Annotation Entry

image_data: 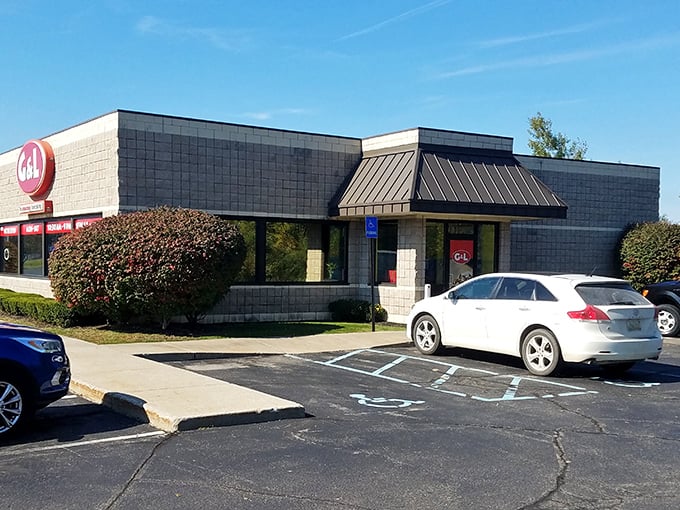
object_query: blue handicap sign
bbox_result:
[365,216,378,238]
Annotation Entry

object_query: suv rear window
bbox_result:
[575,283,648,306]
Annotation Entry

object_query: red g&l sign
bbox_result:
[450,240,474,264]
[16,139,55,198]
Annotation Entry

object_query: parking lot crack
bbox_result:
[548,399,605,433]
[519,430,569,509]
[101,432,175,510]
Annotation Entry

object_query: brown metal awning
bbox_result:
[330,146,567,219]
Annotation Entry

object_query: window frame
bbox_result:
[376,220,398,285]
[223,216,349,285]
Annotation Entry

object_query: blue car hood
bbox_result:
[0,322,63,342]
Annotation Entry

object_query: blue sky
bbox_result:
[2,1,679,221]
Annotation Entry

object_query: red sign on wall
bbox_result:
[21,223,43,236]
[16,139,55,198]
[75,217,102,229]
[0,225,19,237]
[450,240,474,264]
[46,220,72,234]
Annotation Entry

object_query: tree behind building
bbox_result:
[528,112,588,160]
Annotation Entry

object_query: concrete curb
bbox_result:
[63,336,309,432]
[69,376,307,433]
[69,374,307,433]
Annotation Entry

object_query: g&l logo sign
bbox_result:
[452,250,471,264]
[450,239,474,265]
[16,139,55,198]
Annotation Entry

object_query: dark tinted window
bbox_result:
[575,283,647,306]
[535,282,558,301]
[496,278,532,300]
[495,278,557,301]
[454,277,500,299]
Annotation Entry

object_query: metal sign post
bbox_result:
[365,216,378,332]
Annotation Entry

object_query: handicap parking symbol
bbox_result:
[350,393,425,408]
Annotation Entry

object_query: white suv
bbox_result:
[407,273,663,376]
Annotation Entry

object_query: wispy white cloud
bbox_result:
[437,33,680,79]
[478,20,612,48]
[136,16,252,51]
[239,108,312,121]
[336,0,451,41]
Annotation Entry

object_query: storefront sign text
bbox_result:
[75,217,102,229]
[21,223,43,235]
[0,225,18,237]
[46,220,72,234]
[19,200,53,215]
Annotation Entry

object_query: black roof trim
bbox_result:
[409,200,567,219]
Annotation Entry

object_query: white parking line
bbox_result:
[287,349,603,402]
[501,376,522,400]
[430,365,461,391]
[426,385,467,398]
[324,350,366,365]
[1,431,166,456]
[287,353,414,384]
[373,355,408,375]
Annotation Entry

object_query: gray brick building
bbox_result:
[0,110,659,324]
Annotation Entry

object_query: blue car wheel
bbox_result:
[0,375,30,437]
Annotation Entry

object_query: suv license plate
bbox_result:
[627,319,641,331]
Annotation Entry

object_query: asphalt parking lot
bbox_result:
[4,341,680,509]
[169,343,680,509]
[0,394,167,510]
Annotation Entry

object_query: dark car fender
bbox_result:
[645,288,680,307]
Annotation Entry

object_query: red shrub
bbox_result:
[620,220,680,289]
[48,207,246,327]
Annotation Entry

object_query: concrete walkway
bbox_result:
[64,331,408,433]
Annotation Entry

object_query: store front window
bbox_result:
[266,221,309,282]
[0,225,19,274]
[20,223,43,276]
[264,221,348,283]
[425,223,445,289]
[46,220,73,275]
[325,224,346,281]
[0,216,101,278]
[226,218,348,284]
[426,221,497,295]
[376,221,397,284]
[233,220,257,282]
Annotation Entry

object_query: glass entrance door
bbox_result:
[447,223,475,288]
[425,221,497,295]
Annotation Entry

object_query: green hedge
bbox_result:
[0,289,79,327]
[328,299,388,323]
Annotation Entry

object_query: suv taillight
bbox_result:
[567,305,610,321]
[642,289,649,297]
